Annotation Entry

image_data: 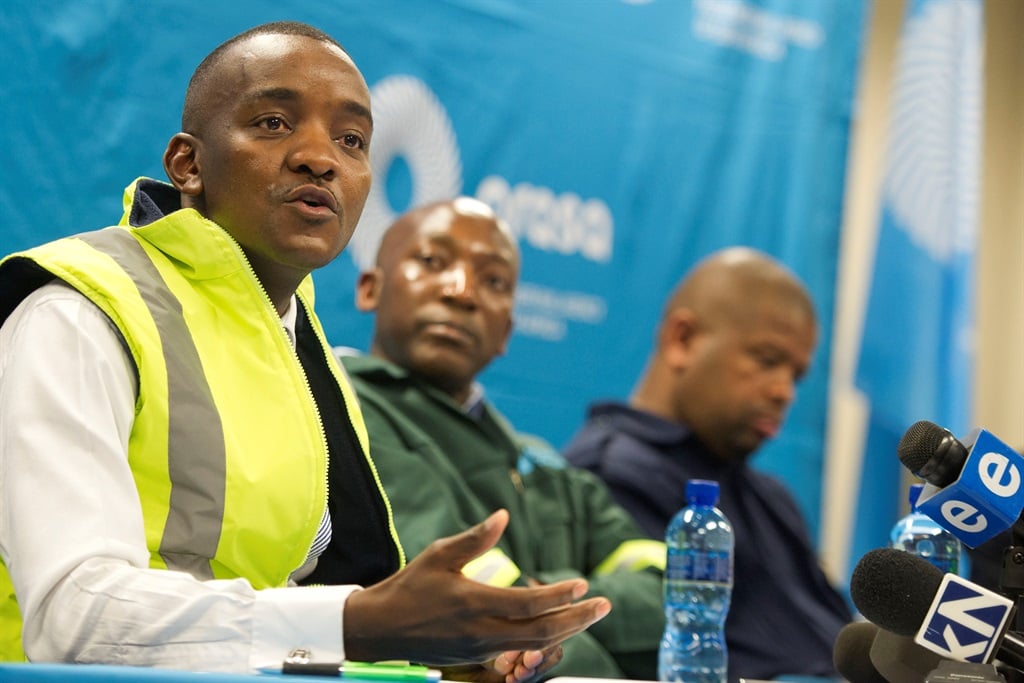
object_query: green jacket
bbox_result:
[340,354,665,679]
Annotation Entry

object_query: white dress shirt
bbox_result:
[0,281,357,672]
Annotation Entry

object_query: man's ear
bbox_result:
[661,308,699,370]
[163,133,203,197]
[355,268,382,312]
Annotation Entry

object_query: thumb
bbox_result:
[429,509,509,572]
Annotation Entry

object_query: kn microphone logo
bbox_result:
[915,574,1014,663]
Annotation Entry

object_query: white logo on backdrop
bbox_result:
[348,76,463,271]
[475,176,614,264]
[882,0,981,263]
[351,76,613,340]
[692,0,824,62]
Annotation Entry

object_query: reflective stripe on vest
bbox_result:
[78,229,225,580]
[462,548,522,587]
[593,539,667,575]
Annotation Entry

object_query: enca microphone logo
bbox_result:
[915,574,1013,663]
[917,429,1024,547]
[939,450,1020,533]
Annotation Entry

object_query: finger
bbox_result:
[505,656,536,683]
[491,651,520,675]
[486,597,612,655]
[506,647,561,683]
[508,662,536,683]
[421,509,510,572]
[520,650,546,669]
[478,577,589,621]
[497,650,541,680]
[529,597,611,643]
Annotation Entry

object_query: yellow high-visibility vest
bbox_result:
[0,181,403,660]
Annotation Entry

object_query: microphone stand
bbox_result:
[999,521,1024,631]
[998,521,1024,683]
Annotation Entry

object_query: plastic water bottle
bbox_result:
[890,483,961,574]
[659,479,734,683]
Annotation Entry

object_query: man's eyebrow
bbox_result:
[427,234,514,266]
[242,88,372,128]
[342,100,373,130]
[245,87,300,104]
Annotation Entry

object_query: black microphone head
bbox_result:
[834,621,888,683]
[897,420,968,487]
[850,547,944,636]
[898,421,949,473]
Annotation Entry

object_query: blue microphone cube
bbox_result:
[917,429,1024,548]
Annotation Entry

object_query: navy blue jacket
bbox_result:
[564,401,852,683]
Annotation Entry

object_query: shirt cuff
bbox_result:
[250,584,361,672]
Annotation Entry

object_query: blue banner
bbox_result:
[1,0,867,541]
[852,0,983,564]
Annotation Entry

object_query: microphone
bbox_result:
[850,547,1024,671]
[870,627,946,683]
[899,421,970,487]
[897,421,1024,548]
[835,619,984,683]
[834,621,888,683]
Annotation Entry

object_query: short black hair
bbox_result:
[181,21,349,134]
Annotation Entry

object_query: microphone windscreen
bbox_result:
[870,627,945,683]
[850,548,944,636]
[897,420,947,473]
[834,621,888,683]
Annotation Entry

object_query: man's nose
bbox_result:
[439,264,477,307]
[288,125,340,180]
[768,369,797,406]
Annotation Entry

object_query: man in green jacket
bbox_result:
[324,197,665,679]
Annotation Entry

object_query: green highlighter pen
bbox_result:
[281,659,442,681]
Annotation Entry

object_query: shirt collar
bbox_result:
[463,381,487,419]
[280,295,298,347]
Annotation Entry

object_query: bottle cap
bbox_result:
[908,483,924,510]
[686,479,719,506]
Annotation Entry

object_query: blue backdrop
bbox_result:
[852,0,982,572]
[0,0,867,546]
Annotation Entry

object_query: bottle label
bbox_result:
[666,548,731,583]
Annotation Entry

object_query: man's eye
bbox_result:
[485,276,512,293]
[341,133,365,149]
[753,350,783,368]
[260,116,288,131]
[417,254,442,269]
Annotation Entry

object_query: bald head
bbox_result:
[633,247,817,462]
[182,21,350,136]
[664,247,816,331]
[375,197,518,269]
